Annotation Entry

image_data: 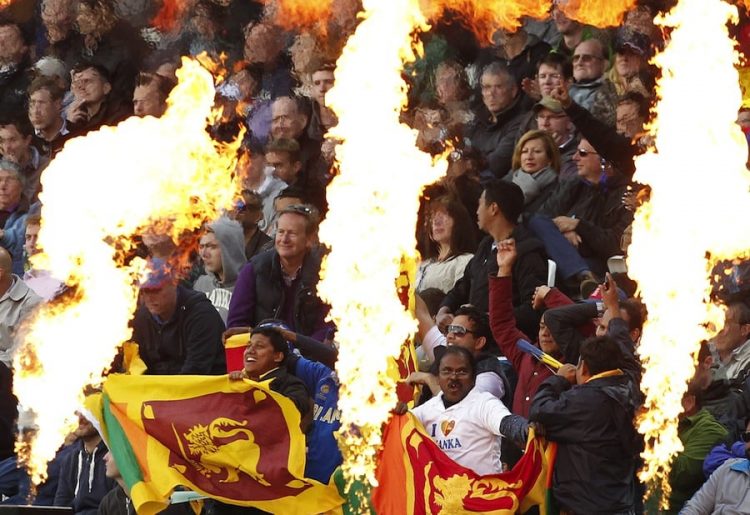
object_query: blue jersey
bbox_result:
[294,357,342,483]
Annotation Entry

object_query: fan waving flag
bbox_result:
[88,374,343,515]
[373,413,556,514]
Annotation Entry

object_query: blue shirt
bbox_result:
[295,357,342,483]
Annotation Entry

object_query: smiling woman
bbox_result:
[508,130,560,212]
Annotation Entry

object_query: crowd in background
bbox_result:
[0,0,749,513]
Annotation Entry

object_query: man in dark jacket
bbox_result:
[131,258,226,375]
[0,21,31,115]
[530,276,640,514]
[437,180,547,338]
[465,62,528,179]
[226,205,330,341]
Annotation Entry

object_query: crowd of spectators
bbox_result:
[0,0,750,513]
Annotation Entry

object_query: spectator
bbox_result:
[550,6,603,58]
[409,346,526,475]
[22,214,64,300]
[465,62,527,179]
[436,180,547,338]
[569,38,618,125]
[532,97,578,180]
[39,0,82,70]
[416,195,476,295]
[681,424,750,514]
[474,27,551,86]
[28,76,69,157]
[193,217,247,324]
[0,160,37,275]
[267,187,307,237]
[711,301,750,382]
[529,138,632,290]
[270,96,326,184]
[226,205,330,341]
[529,334,639,514]
[230,190,272,260]
[607,28,653,98]
[66,63,130,136]
[520,48,574,104]
[616,92,649,139]
[702,419,750,478]
[132,72,171,118]
[0,116,49,202]
[0,21,31,114]
[307,61,337,142]
[54,414,115,515]
[507,129,559,212]
[131,258,226,375]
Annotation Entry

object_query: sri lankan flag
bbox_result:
[372,413,556,514]
[88,374,343,515]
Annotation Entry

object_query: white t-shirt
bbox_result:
[411,387,510,475]
[421,326,506,400]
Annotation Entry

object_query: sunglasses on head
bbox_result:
[446,325,476,336]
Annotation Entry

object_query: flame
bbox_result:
[557,0,637,28]
[317,0,446,490]
[151,0,188,32]
[628,0,750,506]
[262,0,335,31]
[14,58,241,484]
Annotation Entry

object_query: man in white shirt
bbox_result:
[410,346,526,475]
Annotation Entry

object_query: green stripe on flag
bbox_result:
[102,393,144,490]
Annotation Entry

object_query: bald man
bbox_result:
[0,246,41,460]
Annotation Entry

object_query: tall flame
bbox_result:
[318,0,446,489]
[628,0,750,505]
[14,58,241,484]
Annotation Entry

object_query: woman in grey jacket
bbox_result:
[506,130,559,215]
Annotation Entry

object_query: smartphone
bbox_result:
[607,255,628,274]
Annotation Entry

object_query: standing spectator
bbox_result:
[465,62,527,179]
[0,160,37,275]
[0,116,49,201]
[507,129,559,213]
[28,76,69,157]
[416,195,476,295]
[226,205,330,341]
[193,217,247,324]
[0,21,31,114]
[436,181,547,338]
[131,258,226,375]
[54,414,115,515]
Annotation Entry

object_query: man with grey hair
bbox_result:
[465,62,527,179]
[569,39,618,125]
[0,160,36,275]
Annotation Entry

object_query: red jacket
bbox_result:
[488,276,568,417]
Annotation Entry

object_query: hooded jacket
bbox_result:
[193,217,247,323]
[53,439,115,515]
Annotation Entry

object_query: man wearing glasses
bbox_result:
[410,346,526,475]
[569,39,618,125]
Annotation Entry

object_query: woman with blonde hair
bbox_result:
[508,130,560,213]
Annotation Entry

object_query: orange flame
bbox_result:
[262,0,335,32]
[318,0,447,489]
[14,58,242,485]
[151,0,189,32]
[557,0,637,28]
[628,0,750,507]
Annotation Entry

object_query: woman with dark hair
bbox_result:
[416,195,476,294]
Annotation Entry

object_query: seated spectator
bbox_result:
[489,238,571,417]
[703,419,750,478]
[569,38,618,126]
[193,217,247,324]
[412,300,514,407]
[681,424,750,514]
[464,62,527,179]
[131,258,226,375]
[520,52,574,104]
[266,186,306,237]
[474,27,551,86]
[409,346,526,475]
[529,334,639,514]
[616,91,649,140]
[436,181,547,338]
[0,21,31,114]
[230,190,272,260]
[532,97,578,180]
[226,205,330,341]
[0,116,48,202]
[416,195,475,295]
[270,96,325,180]
[264,138,325,212]
[39,0,83,69]
[529,138,632,290]
[23,214,64,300]
[28,76,69,157]
[507,130,559,212]
[549,5,604,58]
[711,301,750,382]
[132,72,171,118]
[66,63,130,136]
[54,414,115,515]
[307,61,337,142]
[0,160,38,275]
[607,28,653,98]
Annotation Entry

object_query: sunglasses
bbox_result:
[446,325,476,336]
[742,431,750,442]
[575,148,599,158]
